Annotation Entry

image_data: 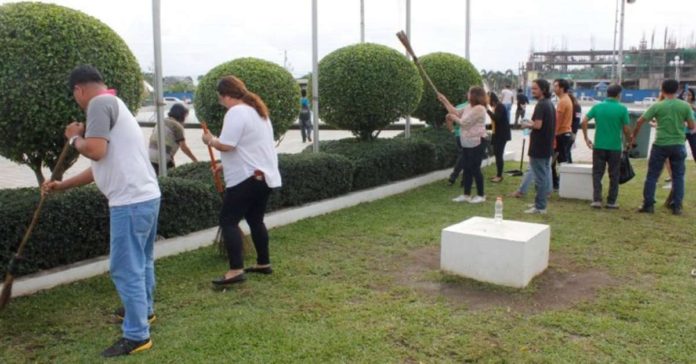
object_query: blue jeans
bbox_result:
[518,159,552,195]
[504,103,512,121]
[529,157,551,210]
[109,197,160,341]
[643,144,686,208]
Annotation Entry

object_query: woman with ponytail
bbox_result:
[202,76,282,286]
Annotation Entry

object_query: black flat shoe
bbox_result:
[244,266,273,275]
[212,273,246,285]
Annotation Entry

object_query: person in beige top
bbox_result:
[148,103,197,175]
[437,87,488,204]
[552,78,574,190]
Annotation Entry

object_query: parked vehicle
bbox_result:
[578,96,598,104]
[635,97,657,105]
[163,96,185,105]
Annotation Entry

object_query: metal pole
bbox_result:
[405,0,411,138]
[312,0,320,153]
[617,0,626,85]
[465,0,470,59]
[153,0,167,176]
[611,0,619,83]
[360,0,365,43]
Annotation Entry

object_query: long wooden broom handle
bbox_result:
[14,142,71,258]
[200,122,225,193]
[396,30,440,95]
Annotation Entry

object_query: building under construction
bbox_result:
[523,47,696,92]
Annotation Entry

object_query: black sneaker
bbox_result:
[672,206,683,215]
[113,307,156,324]
[637,205,654,213]
[101,337,152,357]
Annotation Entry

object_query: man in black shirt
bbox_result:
[515,88,529,126]
[521,79,556,214]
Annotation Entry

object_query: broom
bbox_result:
[396,30,440,95]
[200,122,251,257]
[0,142,72,310]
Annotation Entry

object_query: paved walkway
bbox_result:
[1,126,605,188]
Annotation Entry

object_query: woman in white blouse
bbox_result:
[202,76,282,286]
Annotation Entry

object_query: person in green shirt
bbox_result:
[581,84,631,209]
[631,79,696,215]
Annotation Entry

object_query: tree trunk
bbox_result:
[30,163,45,187]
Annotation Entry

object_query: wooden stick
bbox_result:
[200,122,224,194]
[396,30,440,95]
[1,142,71,310]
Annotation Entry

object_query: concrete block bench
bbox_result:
[440,216,550,288]
[559,163,593,201]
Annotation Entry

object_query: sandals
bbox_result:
[490,176,503,183]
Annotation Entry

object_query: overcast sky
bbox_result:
[3,0,694,79]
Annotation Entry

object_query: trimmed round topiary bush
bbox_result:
[194,57,300,139]
[0,2,143,185]
[411,52,481,128]
[318,43,423,140]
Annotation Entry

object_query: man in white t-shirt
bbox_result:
[42,65,161,358]
[500,85,515,120]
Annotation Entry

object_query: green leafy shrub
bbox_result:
[0,2,143,185]
[167,161,221,196]
[0,178,220,277]
[157,177,221,238]
[308,138,436,190]
[169,153,355,210]
[411,52,481,128]
[274,153,353,208]
[318,43,423,140]
[397,127,459,169]
[194,57,300,139]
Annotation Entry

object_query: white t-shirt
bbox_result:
[501,88,515,104]
[218,104,282,189]
[85,94,161,207]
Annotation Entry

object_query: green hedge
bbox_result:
[309,138,437,190]
[275,153,353,208]
[0,178,220,277]
[397,127,459,169]
[168,153,354,211]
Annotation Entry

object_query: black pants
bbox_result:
[219,177,272,269]
[492,140,508,177]
[592,149,621,204]
[462,142,485,196]
[514,107,525,125]
[449,137,464,185]
[686,133,696,163]
[552,133,573,189]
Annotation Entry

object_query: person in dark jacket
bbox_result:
[515,88,529,126]
[487,92,512,182]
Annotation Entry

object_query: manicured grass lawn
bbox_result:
[1,160,695,362]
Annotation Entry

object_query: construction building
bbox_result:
[521,44,695,101]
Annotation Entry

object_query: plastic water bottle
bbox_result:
[494,196,503,223]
